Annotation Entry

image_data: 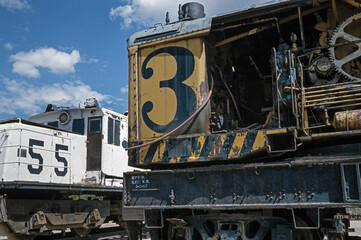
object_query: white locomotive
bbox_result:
[0,98,131,239]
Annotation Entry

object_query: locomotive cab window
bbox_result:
[47,121,58,128]
[89,118,101,133]
[72,118,85,135]
[108,117,120,145]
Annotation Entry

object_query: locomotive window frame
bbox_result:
[47,121,58,128]
[88,118,101,133]
[108,117,120,146]
[72,118,85,135]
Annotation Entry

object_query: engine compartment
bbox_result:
[207,0,361,134]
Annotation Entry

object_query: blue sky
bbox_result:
[0,0,266,120]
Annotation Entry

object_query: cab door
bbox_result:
[87,117,102,171]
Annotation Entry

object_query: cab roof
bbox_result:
[127,0,304,47]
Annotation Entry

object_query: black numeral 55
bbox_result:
[28,138,68,176]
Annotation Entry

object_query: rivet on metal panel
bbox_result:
[307,192,315,200]
[266,192,274,201]
[124,191,132,205]
[255,167,260,175]
[187,171,195,180]
[232,193,239,203]
[210,193,216,203]
[169,189,176,204]
[294,192,298,199]
[279,192,285,200]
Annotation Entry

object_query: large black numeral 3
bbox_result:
[141,46,197,133]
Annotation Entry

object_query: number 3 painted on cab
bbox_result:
[141,46,197,133]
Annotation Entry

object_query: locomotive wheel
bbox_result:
[72,227,92,237]
[0,223,35,240]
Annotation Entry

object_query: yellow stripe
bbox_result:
[209,134,227,158]
[152,141,166,163]
[252,131,267,151]
[170,157,180,163]
[139,145,151,164]
[189,136,206,162]
[228,132,247,158]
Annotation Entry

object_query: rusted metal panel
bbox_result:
[130,130,266,165]
[128,129,292,167]
[124,143,361,210]
[128,46,139,144]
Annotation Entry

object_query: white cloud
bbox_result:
[109,0,267,28]
[4,42,13,50]
[0,77,110,116]
[0,0,29,11]
[120,85,128,93]
[110,5,134,28]
[81,57,99,64]
[9,48,81,78]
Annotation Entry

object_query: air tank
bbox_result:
[333,109,361,131]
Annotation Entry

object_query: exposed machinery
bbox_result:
[0,98,131,239]
[123,0,361,239]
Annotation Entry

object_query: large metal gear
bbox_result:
[328,12,361,81]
